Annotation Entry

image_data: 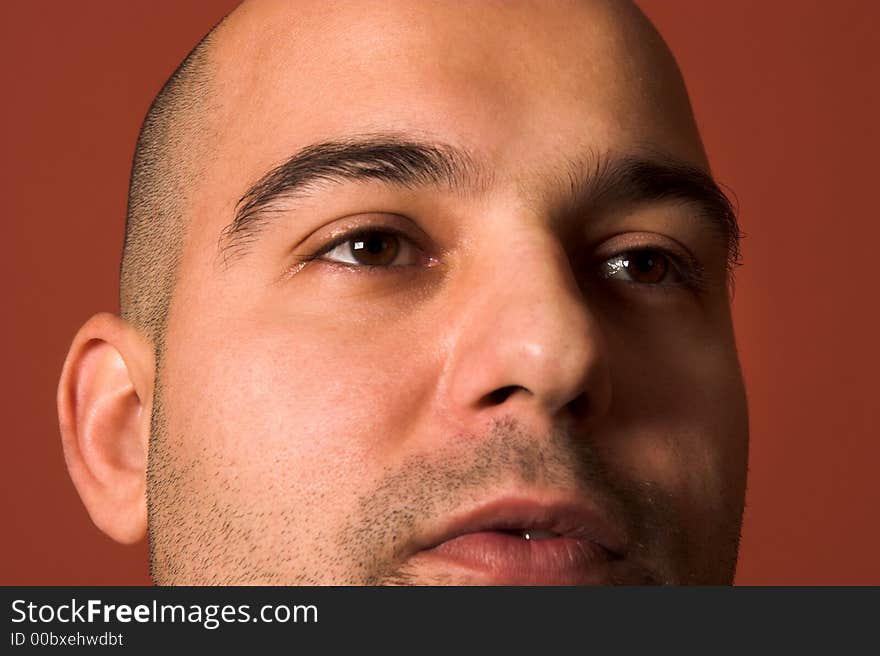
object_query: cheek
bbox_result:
[160,310,440,507]
[600,322,747,582]
[601,306,748,513]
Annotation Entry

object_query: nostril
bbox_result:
[482,385,522,406]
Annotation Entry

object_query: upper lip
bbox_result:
[415,495,627,557]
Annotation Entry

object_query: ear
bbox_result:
[57,312,155,544]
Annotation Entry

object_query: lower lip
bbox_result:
[416,531,615,585]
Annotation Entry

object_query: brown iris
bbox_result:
[350,232,401,266]
[625,250,669,284]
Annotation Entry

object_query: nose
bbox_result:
[438,228,611,430]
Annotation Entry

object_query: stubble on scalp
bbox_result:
[120,18,225,351]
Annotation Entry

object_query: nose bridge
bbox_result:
[439,224,610,425]
[492,231,591,359]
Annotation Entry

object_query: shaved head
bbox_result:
[119,0,710,344]
[62,0,748,586]
[120,0,712,348]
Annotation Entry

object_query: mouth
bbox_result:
[409,497,626,585]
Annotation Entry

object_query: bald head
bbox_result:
[119,0,717,350]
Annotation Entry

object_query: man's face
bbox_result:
[148,0,748,584]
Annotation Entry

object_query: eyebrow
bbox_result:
[562,152,742,269]
[219,134,740,269]
[219,135,487,260]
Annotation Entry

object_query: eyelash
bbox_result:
[301,227,706,289]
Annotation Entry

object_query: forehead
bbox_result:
[188,0,706,250]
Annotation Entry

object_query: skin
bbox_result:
[58,0,748,584]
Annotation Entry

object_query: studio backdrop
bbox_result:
[2,0,878,584]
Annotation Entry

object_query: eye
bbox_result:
[600,249,680,285]
[319,229,421,267]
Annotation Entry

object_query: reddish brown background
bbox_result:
[2,1,878,585]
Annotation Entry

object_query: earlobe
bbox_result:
[57,312,154,544]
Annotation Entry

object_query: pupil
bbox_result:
[626,250,667,283]
[364,234,385,253]
[634,253,655,272]
[351,232,400,265]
